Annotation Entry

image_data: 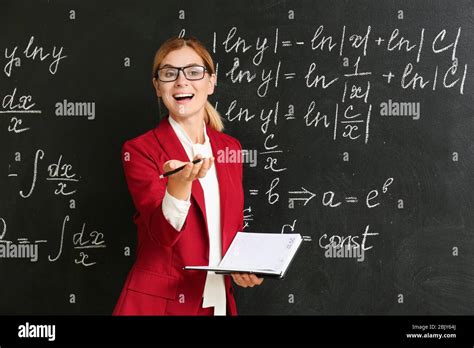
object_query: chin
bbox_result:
[172,105,206,119]
[169,111,195,120]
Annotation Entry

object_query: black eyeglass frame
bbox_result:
[155,65,209,82]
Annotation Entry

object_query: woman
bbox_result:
[113,36,263,316]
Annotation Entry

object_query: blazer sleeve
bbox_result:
[121,139,191,247]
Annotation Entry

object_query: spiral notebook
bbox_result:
[184,232,303,279]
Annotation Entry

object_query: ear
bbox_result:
[207,73,216,96]
[153,77,162,97]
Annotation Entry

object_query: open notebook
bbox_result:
[184,232,303,279]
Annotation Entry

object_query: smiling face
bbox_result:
[153,46,216,122]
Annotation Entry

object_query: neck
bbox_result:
[170,113,205,144]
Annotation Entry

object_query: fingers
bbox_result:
[187,155,204,180]
[184,155,214,180]
[231,273,264,288]
[249,274,264,285]
[197,157,214,179]
[164,156,214,183]
[231,273,246,288]
[163,159,186,173]
[240,273,252,285]
[180,162,194,180]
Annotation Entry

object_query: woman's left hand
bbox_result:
[231,273,264,288]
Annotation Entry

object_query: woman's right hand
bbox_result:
[163,155,214,200]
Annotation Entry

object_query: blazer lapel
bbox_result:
[153,117,208,229]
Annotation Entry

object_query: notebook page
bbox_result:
[219,232,301,272]
[278,234,303,275]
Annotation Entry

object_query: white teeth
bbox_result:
[174,93,194,98]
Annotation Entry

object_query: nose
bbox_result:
[174,69,189,86]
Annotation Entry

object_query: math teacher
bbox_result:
[113,36,263,316]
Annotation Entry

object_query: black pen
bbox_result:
[159,158,204,179]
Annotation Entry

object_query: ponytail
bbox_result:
[204,101,224,132]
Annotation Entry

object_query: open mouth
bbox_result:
[173,93,194,101]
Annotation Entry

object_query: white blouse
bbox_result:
[161,116,226,316]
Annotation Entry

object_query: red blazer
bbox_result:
[113,116,244,315]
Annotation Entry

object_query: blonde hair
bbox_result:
[152,36,224,132]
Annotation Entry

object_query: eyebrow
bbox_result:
[160,63,202,69]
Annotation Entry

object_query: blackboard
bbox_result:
[0,0,473,316]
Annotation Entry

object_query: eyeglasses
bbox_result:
[156,65,208,82]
